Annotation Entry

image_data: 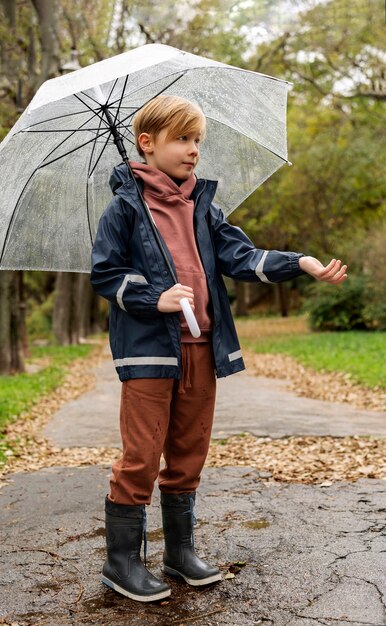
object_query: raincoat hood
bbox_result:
[109,162,131,194]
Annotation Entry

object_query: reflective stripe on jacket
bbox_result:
[90,163,305,381]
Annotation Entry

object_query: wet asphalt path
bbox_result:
[1,351,386,626]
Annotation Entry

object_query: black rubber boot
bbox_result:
[161,492,222,586]
[102,496,171,602]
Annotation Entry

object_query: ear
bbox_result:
[138,132,154,154]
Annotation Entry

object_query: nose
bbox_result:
[188,140,199,156]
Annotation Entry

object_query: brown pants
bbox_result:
[109,343,217,505]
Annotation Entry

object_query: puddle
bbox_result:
[82,593,118,612]
[242,518,270,530]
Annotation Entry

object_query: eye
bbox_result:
[178,135,188,141]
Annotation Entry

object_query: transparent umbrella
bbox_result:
[0,43,291,275]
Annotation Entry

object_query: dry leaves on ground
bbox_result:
[206,433,386,484]
[243,350,386,412]
[1,341,385,487]
[0,344,108,482]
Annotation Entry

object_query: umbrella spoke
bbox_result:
[116,119,135,145]
[88,129,112,178]
[107,105,139,110]
[86,115,105,245]
[112,75,129,128]
[101,72,187,141]
[74,94,111,131]
[106,78,120,108]
[80,90,105,109]
[36,110,107,169]
[14,109,97,134]
[107,70,186,110]
[20,127,112,133]
[87,115,104,177]
[39,127,112,169]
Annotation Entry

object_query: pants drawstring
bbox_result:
[178,345,192,395]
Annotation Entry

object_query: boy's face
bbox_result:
[138,126,203,180]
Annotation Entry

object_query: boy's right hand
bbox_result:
[157,283,195,313]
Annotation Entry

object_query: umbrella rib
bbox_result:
[107,70,187,109]
[112,74,129,128]
[106,77,120,107]
[39,127,112,169]
[20,128,111,133]
[88,130,112,179]
[78,74,118,109]
[103,72,187,138]
[86,115,105,246]
[14,109,95,133]
[0,169,40,264]
[87,115,104,177]
[0,113,108,264]
[106,105,139,110]
[37,111,107,168]
[117,125,134,145]
[79,90,105,108]
[74,94,108,128]
[204,114,289,164]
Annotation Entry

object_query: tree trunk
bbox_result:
[30,0,61,88]
[76,273,97,339]
[53,273,101,344]
[234,281,248,316]
[1,0,16,27]
[0,271,25,374]
[276,282,288,317]
[53,272,80,345]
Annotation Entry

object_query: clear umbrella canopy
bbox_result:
[0,44,290,272]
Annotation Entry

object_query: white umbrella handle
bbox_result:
[179,297,201,338]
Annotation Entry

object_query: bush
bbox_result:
[305,276,369,330]
[361,225,386,330]
[305,220,386,331]
[27,291,55,340]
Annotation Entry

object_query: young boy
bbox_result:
[90,95,348,603]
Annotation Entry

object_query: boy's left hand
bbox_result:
[299,257,348,284]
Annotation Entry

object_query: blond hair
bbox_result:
[133,95,206,157]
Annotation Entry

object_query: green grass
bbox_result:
[238,326,386,389]
[0,344,95,464]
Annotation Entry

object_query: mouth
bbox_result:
[182,162,195,167]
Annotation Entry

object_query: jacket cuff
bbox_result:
[291,253,306,274]
[146,286,164,314]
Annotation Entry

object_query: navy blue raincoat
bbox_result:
[91,164,305,382]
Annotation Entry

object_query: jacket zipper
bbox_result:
[194,180,207,212]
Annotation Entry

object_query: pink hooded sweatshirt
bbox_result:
[131,162,213,342]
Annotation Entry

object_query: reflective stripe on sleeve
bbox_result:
[116,274,148,311]
[114,356,178,367]
[228,350,242,362]
[255,250,273,284]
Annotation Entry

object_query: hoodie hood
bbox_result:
[130,161,196,200]
[109,161,197,199]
